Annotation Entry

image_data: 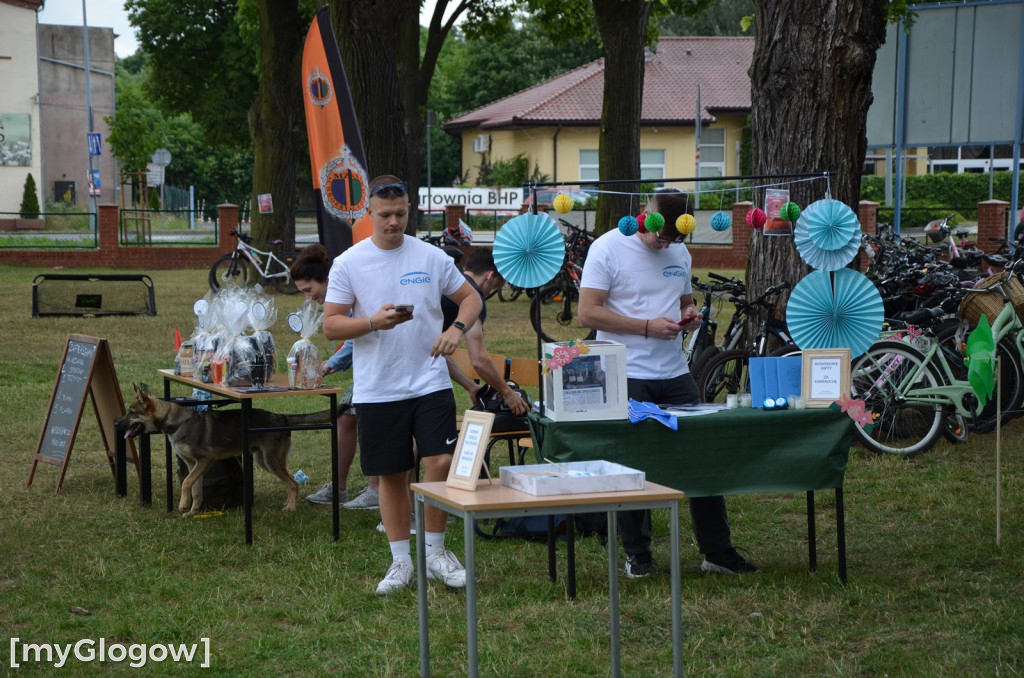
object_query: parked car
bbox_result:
[520,188,591,212]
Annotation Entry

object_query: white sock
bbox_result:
[389,539,411,563]
[424,531,446,556]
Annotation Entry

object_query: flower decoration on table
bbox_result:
[710,211,732,232]
[618,215,639,236]
[780,201,802,223]
[676,213,696,235]
[553,192,575,214]
[831,394,875,432]
[542,338,591,375]
[644,211,665,233]
[964,313,996,406]
[746,207,767,230]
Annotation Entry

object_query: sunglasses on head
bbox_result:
[369,181,408,199]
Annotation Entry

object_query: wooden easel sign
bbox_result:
[27,334,137,493]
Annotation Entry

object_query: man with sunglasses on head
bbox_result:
[578,188,759,579]
[323,175,482,595]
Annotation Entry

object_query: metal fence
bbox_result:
[119,210,217,247]
[0,210,97,249]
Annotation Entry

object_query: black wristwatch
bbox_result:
[452,320,468,333]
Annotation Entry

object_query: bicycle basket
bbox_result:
[957,272,1024,324]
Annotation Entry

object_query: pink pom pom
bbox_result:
[746,208,767,230]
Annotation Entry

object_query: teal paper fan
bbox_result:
[786,268,883,357]
[794,199,861,271]
[492,212,565,288]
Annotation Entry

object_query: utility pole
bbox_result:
[82,0,96,217]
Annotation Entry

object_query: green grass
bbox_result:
[1,265,1022,676]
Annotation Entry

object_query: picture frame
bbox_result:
[446,410,496,491]
[801,348,851,408]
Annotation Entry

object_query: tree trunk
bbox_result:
[593,0,652,234]
[746,0,888,334]
[332,0,415,223]
[250,0,304,249]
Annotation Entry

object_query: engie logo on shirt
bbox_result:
[662,265,688,278]
[400,271,432,285]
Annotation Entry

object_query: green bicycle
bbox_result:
[850,273,1024,455]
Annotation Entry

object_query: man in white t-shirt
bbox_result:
[579,188,759,578]
[323,175,483,595]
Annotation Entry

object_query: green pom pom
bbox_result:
[645,211,665,232]
[780,201,801,222]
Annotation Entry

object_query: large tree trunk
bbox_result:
[746,1,888,331]
[332,0,416,227]
[593,0,652,234]
[249,0,304,249]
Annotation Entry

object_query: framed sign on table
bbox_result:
[446,410,495,491]
[801,348,851,408]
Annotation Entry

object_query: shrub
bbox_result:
[19,173,40,219]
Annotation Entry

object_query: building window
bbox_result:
[640,149,666,181]
[579,150,600,182]
[698,128,725,177]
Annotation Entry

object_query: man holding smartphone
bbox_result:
[323,175,482,595]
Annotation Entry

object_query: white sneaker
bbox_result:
[426,549,466,588]
[375,559,414,595]
[376,513,416,536]
[343,486,380,510]
[305,482,348,505]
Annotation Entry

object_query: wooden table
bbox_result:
[411,480,686,678]
[115,370,343,545]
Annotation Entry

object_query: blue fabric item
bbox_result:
[326,340,353,373]
[627,399,678,430]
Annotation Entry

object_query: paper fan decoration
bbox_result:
[794,199,861,271]
[786,268,884,357]
[492,212,565,289]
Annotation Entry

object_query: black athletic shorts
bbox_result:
[354,388,458,476]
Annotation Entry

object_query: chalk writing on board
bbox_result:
[38,340,96,462]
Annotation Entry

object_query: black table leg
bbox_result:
[140,434,152,505]
[330,393,339,541]
[807,491,817,573]
[164,378,174,513]
[836,487,847,584]
[567,515,576,600]
[547,515,557,582]
[115,433,127,497]
[242,401,253,545]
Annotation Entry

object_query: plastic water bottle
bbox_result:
[293,470,309,484]
[191,388,211,412]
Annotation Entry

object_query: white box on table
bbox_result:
[542,340,628,422]
[500,460,645,496]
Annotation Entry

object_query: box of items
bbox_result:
[542,339,628,422]
[500,460,645,496]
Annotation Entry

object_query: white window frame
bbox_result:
[698,128,726,177]
[579,150,600,182]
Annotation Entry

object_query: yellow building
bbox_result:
[444,37,754,188]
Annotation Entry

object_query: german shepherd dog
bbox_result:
[116,385,332,515]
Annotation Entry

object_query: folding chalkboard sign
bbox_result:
[27,335,138,493]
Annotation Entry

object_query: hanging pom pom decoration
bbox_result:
[780,201,802,223]
[676,214,696,235]
[645,212,665,233]
[710,211,732,231]
[618,215,639,236]
[637,212,648,234]
[553,192,575,214]
[746,208,767,230]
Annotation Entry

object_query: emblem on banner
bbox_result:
[320,146,368,220]
[306,66,334,107]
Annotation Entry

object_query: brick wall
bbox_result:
[0,204,237,269]
[977,200,1009,253]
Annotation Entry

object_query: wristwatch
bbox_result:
[452,320,468,333]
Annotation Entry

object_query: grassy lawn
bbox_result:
[1,264,1021,676]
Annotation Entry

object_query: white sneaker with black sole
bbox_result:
[375,559,414,595]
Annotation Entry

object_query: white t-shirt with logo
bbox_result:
[580,229,693,380]
[326,235,466,403]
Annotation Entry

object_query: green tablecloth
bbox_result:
[527,408,854,498]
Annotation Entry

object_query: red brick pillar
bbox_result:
[731,201,752,265]
[98,204,120,255]
[217,204,239,255]
[977,200,1009,253]
[445,205,466,234]
[858,201,878,235]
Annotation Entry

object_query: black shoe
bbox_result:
[624,552,656,579]
[701,547,760,575]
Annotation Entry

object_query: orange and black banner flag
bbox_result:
[301,5,369,260]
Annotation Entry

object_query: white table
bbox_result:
[411,480,686,678]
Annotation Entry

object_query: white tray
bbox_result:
[499,460,645,496]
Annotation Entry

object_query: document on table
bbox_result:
[660,403,728,417]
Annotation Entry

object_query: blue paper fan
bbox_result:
[786,268,883,357]
[492,212,565,288]
[794,199,861,271]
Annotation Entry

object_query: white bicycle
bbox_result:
[209,229,300,294]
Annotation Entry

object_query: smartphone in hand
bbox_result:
[394,304,414,314]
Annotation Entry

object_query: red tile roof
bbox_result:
[445,36,753,132]
[1,0,43,9]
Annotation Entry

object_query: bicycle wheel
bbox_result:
[270,251,301,294]
[689,344,721,377]
[209,253,250,292]
[849,341,944,455]
[696,349,750,404]
[497,283,523,303]
[933,325,1024,434]
[529,282,596,343]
